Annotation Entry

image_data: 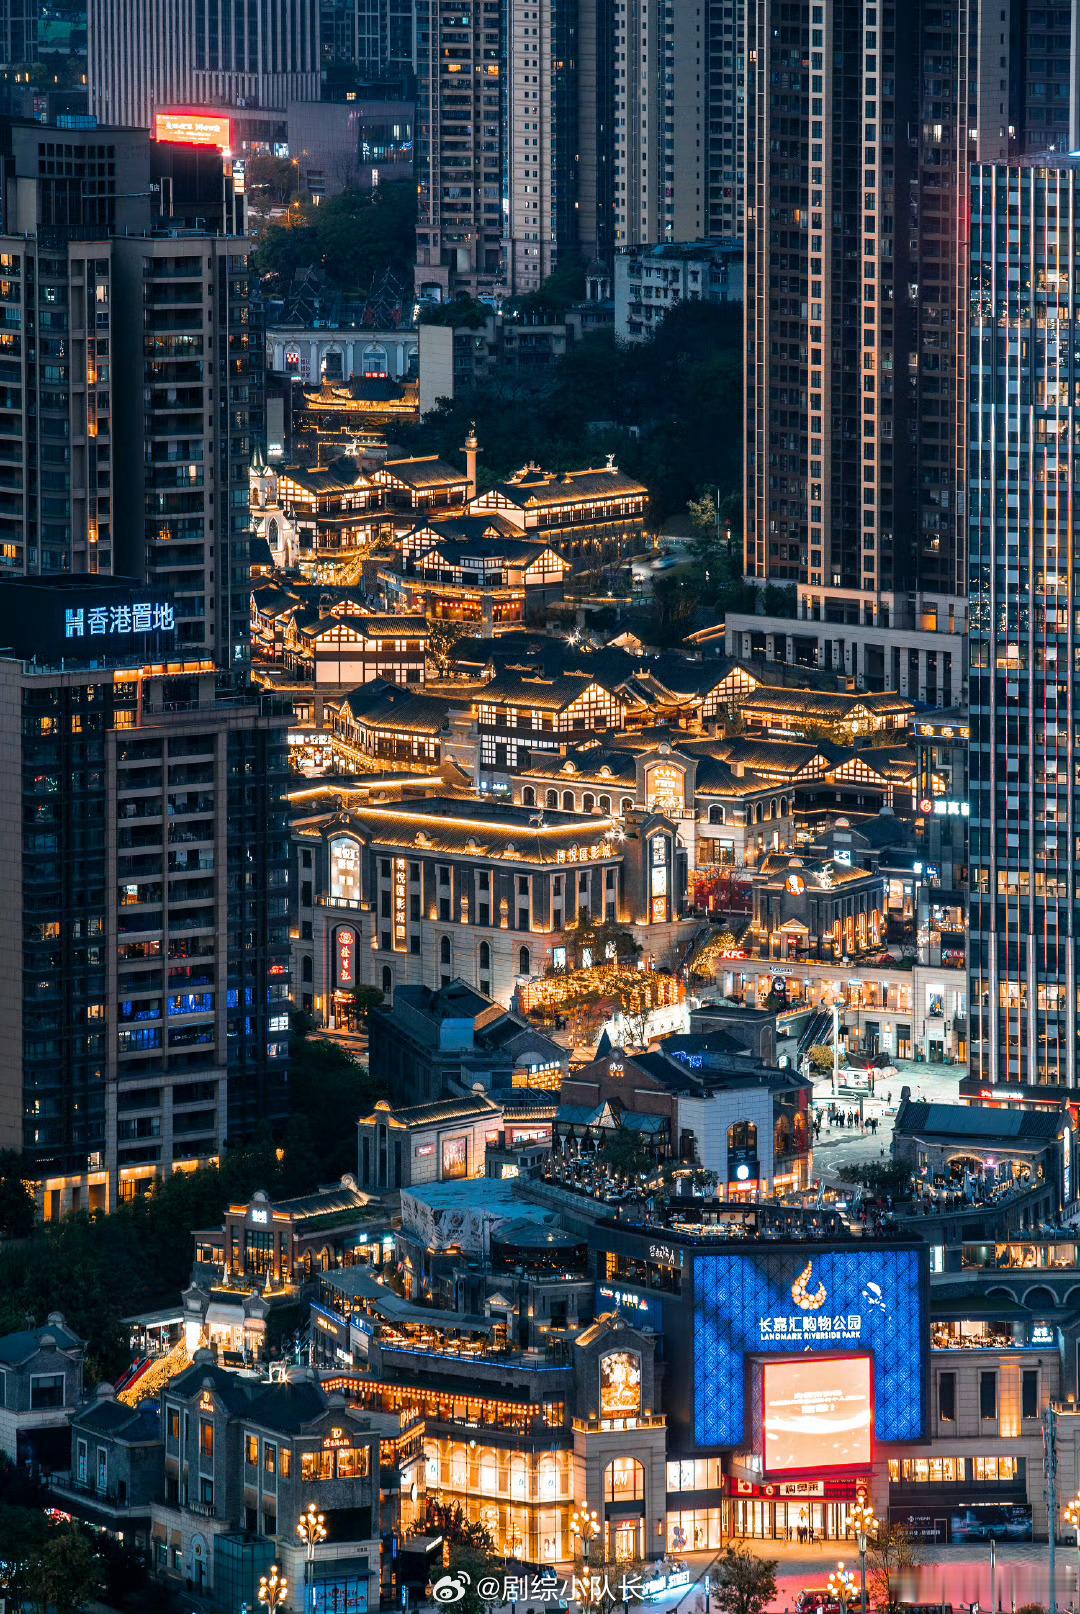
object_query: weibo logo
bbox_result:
[791,1261,827,1312]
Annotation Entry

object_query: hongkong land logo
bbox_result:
[791,1260,827,1312]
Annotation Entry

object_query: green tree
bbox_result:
[807,1044,835,1076]
[26,1526,102,1614]
[711,1546,779,1614]
[836,1161,912,1201]
[565,915,641,971]
[314,181,417,292]
[254,221,318,285]
[0,1503,50,1607]
[419,296,492,330]
[396,300,745,526]
[0,1150,34,1237]
[867,1520,919,1613]
[427,618,469,674]
[600,1128,653,1177]
[350,983,386,1022]
[245,152,302,207]
[285,1013,379,1184]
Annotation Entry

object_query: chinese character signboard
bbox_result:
[692,1246,927,1449]
[335,926,356,990]
[392,857,408,951]
[0,580,181,663]
[64,601,175,640]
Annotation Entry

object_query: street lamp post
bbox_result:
[848,1498,878,1614]
[570,1503,600,1565]
[827,1563,857,1614]
[298,1502,328,1614]
[258,1564,289,1612]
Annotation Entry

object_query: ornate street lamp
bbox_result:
[1064,1495,1080,1612]
[827,1563,857,1614]
[258,1564,289,1611]
[298,1503,328,1614]
[570,1503,600,1565]
[848,1498,878,1614]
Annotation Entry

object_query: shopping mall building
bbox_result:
[310,1175,1080,1554]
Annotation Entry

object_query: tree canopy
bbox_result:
[398,300,744,527]
[711,1546,779,1614]
[0,1014,377,1380]
[255,181,416,295]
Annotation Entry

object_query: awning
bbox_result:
[204,1301,244,1327]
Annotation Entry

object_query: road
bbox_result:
[645,1540,1080,1614]
[809,1060,963,1180]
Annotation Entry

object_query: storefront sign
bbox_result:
[392,858,408,951]
[596,1283,663,1331]
[336,925,356,989]
[730,1478,860,1500]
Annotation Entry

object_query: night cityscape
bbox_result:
[0,3,1079,1613]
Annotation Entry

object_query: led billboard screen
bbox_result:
[762,1354,872,1476]
[692,1246,926,1448]
[154,111,232,150]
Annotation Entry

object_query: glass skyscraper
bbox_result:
[969,158,1080,1093]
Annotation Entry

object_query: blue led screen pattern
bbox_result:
[693,1247,926,1448]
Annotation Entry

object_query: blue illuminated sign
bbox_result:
[693,1247,926,1448]
[65,601,175,638]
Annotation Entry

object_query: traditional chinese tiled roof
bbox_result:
[319,797,621,862]
[479,670,619,711]
[377,455,469,488]
[337,682,450,735]
[740,686,915,720]
[488,465,648,508]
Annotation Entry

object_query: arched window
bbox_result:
[321,345,344,380]
[381,966,393,998]
[621,796,633,814]
[562,790,575,811]
[424,1441,440,1487]
[546,790,558,809]
[479,941,491,970]
[479,1448,499,1495]
[604,1456,644,1501]
[599,795,611,813]
[774,1115,792,1155]
[362,343,388,376]
[539,1453,560,1501]
[518,946,531,976]
[522,786,536,806]
[728,1121,758,1153]
[708,803,725,825]
[583,792,595,813]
